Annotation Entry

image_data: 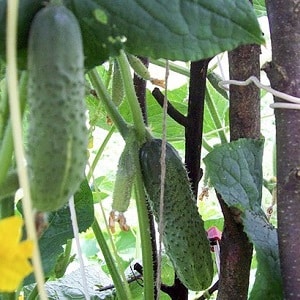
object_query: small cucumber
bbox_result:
[111,60,124,107]
[27,5,88,212]
[139,139,213,291]
[127,54,151,80]
[112,136,137,213]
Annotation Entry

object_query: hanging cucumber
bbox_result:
[111,60,125,108]
[139,139,213,291]
[112,140,136,213]
[127,54,151,81]
[110,131,138,232]
[27,4,88,212]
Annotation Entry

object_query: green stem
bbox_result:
[149,58,190,77]
[117,51,146,143]
[88,69,129,139]
[92,219,131,300]
[202,138,214,153]
[134,166,155,300]
[87,126,115,181]
[205,87,228,144]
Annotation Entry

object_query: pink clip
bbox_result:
[207,226,222,242]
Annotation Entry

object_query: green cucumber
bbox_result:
[111,60,124,108]
[127,54,151,80]
[27,5,88,212]
[112,135,137,213]
[139,139,213,291]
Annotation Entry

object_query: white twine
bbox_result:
[69,196,89,300]
[156,60,170,299]
[219,76,300,110]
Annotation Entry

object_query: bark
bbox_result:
[265,1,300,298]
[185,59,211,196]
[217,43,261,299]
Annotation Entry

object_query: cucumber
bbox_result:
[27,5,88,212]
[127,54,151,80]
[112,140,136,213]
[111,60,124,107]
[139,139,213,291]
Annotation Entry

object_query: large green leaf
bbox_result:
[203,139,283,299]
[1,0,264,69]
[95,0,264,62]
[64,0,264,68]
[24,179,94,284]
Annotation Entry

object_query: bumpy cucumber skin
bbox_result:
[139,139,213,291]
[112,141,136,213]
[111,60,124,107]
[27,5,88,212]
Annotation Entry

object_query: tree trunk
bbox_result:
[217,43,261,299]
[265,1,300,298]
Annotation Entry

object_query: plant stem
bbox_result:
[205,87,228,144]
[202,138,213,153]
[117,51,146,143]
[150,58,190,77]
[87,126,115,181]
[92,219,130,300]
[88,68,129,139]
[134,167,155,300]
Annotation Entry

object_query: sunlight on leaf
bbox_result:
[0,216,33,292]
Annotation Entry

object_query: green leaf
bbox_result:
[203,139,283,299]
[94,0,264,62]
[24,179,94,284]
[253,0,267,17]
[1,0,264,69]
[63,0,264,68]
[63,0,124,70]
[145,85,187,142]
[203,138,264,211]
[245,211,283,299]
[115,230,136,261]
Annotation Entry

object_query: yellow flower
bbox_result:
[0,216,33,292]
